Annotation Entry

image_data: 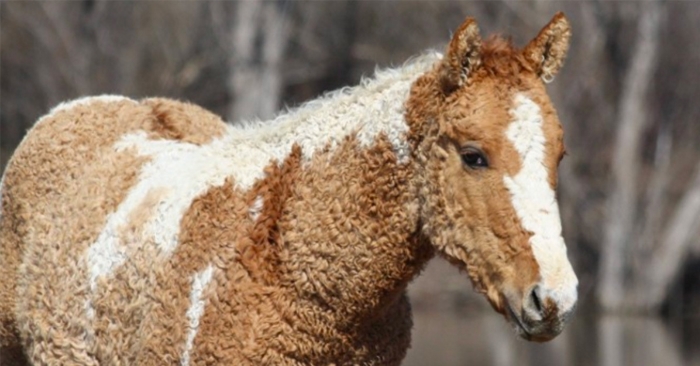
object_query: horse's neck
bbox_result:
[276,136,433,337]
[226,53,439,330]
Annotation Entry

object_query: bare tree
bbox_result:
[596,1,700,312]
[227,1,290,122]
[598,1,665,311]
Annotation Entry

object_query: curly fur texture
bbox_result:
[0,13,577,365]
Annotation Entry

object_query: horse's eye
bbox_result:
[461,148,489,169]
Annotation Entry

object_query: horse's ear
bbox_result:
[439,17,482,94]
[523,12,571,83]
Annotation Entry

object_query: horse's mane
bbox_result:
[230,51,442,132]
[225,36,532,142]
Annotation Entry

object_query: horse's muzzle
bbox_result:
[504,282,578,342]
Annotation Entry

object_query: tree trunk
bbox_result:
[228,0,289,122]
[598,1,663,311]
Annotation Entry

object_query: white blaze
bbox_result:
[181,265,215,366]
[503,94,577,311]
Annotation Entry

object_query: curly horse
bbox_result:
[0,13,577,365]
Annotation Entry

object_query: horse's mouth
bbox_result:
[505,302,532,340]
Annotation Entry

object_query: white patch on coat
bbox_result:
[503,94,578,312]
[249,195,264,222]
[181,265,215,366]
[86,183,154,292]
[84,53,442,288]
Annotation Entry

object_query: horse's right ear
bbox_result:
[439,17,482,94]
[522,12,571,83]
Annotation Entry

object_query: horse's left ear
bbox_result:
[439,17,482,94]
[523,12,572,83]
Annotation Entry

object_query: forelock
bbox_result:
[478,36,534,81]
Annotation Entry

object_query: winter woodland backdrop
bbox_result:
[2,1,700,365]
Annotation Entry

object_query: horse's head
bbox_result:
[411,13,577,341]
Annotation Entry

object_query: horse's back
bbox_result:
[0,96,227,362]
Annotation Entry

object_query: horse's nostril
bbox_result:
[526,286,544,316]
[530,286,542,314]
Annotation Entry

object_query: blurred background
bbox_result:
[2,1,700,365]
